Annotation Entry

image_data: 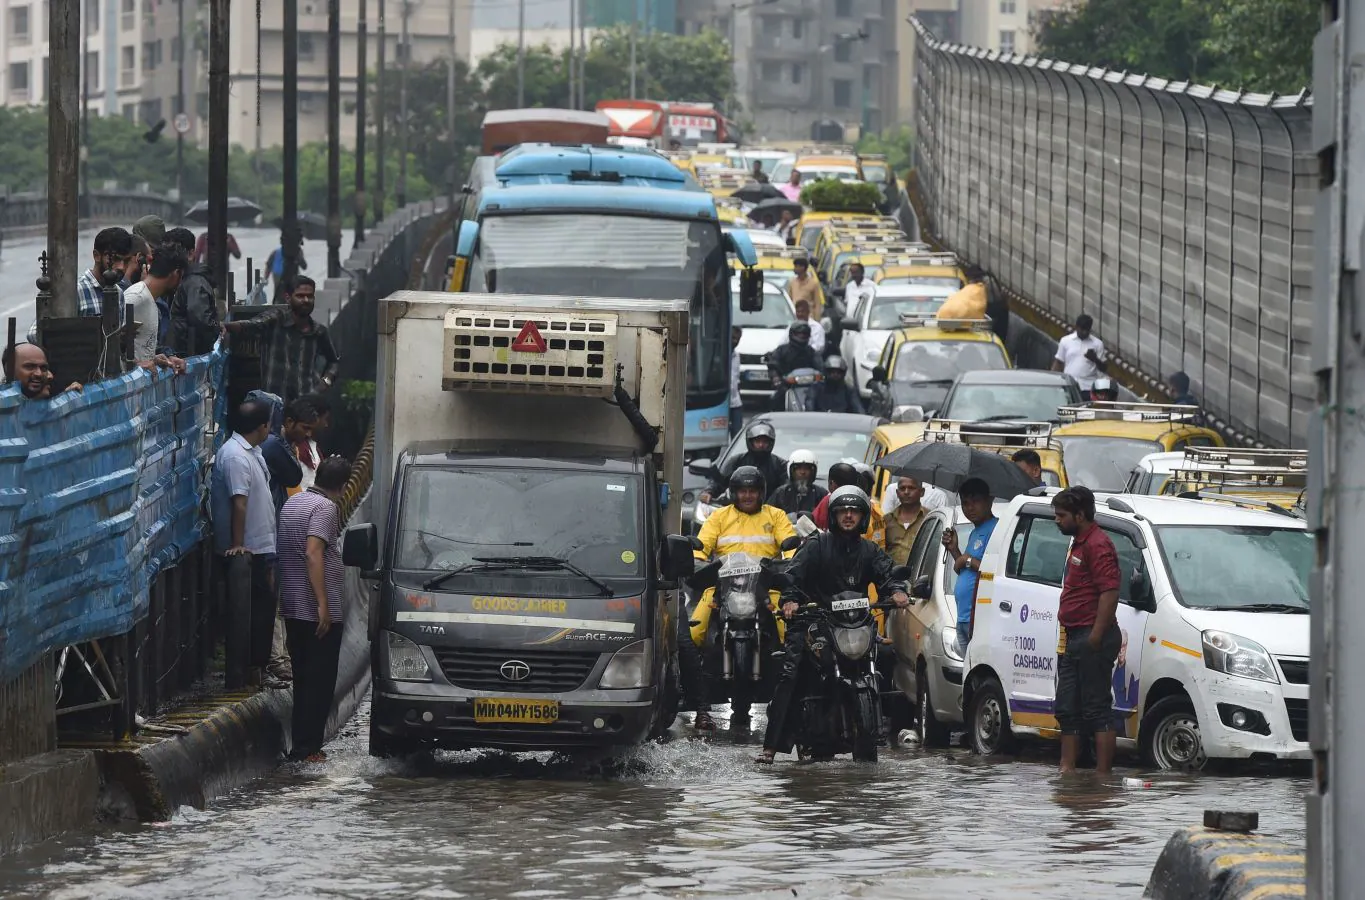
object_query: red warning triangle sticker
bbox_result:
[509,320,548,353]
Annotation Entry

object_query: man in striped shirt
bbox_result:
[277,455,352,762]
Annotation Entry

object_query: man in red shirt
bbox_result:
[1051,486,1122,775]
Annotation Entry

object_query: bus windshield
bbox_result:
[470,213,729,406]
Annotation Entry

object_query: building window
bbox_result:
[121,0,135,29]
[142,40,161,72]
[835,0,852,17]
[1000,0,1016,12]
[121,45,135,86]
[834,40,851,63]
[760,61,780,82]
[9,6,31,44]
[999,30,1016,54]
[139,97,162,124]
[122,102,136,121]
[84,51,99,91]
[85,0,99,34]
[8,61,30,100]
[299,92,318,114]
[761,16,779,37]
[790,63,803,84]
[298,33,316,60]
[791,17,803,39]
[171,36,181,62]
[833,78,852,108]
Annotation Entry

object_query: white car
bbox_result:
[731,280,796,404]
[839,284,960,396]
[1123,451,1187,495]
[728,149,793,177]
[962,491,1311,769]
[745,229,789,250]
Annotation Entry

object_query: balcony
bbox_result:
[120,68,136,88]
[751,33,815,60]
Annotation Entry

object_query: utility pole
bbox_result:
[374,0,386,223]
[175,0,185,216]
[446,0,456,208]
[80,46,89,221]
[354,0,367,243]
[45,0,80,321]
[578,0,586,110]
[568,0,575,110]
[282,0,301,288]
[326,0,341,277]
[629,2,637,100]
[208,0,230,305]
[516,0,525,107]
[397,0,409,208]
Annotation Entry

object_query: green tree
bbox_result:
[855,126,915,173]
[477,43,574,110]
[580,26,734,107]
[1202,0,1316,93]
[369,56,484,198]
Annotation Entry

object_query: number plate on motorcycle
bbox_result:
[830,597,871,611]
[473,698,560,724]
[722,563,762,577]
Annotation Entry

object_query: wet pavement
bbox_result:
[0,702,1307,899]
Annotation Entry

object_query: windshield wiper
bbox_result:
[472,556,615,597]
[972,413,1030,423]
[1201,602,1309,614]
[422,560,525,592]
[907,378,955,387]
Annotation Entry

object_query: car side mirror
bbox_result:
[661,534,696,581]
[1130,568,1157,613]
[687,458,715,478]
[870,365,887,384]
[342,523,379,574]
[688,535,704,551]
[841,317,860,333]
[890,565,914,583]
[911,577,932,600]
[739,268,764,312]
[780,535,802,552]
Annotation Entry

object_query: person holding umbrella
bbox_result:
[942,478,998,655]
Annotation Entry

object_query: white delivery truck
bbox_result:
[343,292,697,756]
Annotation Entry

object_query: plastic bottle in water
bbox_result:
[1123,777,1154,789]
[897,729,920,746]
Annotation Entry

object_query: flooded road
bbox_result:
[0,702,1307,899]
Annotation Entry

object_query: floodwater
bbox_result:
[0,227,356,339]
[0,702,1307,899]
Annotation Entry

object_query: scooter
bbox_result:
[778,367,824,412]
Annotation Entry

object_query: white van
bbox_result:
[962,491,1311,769]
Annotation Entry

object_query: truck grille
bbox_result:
[1283,697,1309,743]
[442,309,619,397]
[432,647,601,693]
[1277,658,1309,685]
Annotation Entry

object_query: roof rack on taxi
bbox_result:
[756,246,812,260]
[1056,401,1201,424]
[880,251,959,266]
[898,314,994,332]
[1174,489,1306,519]
[1170,447,1308,489]
[923,418,1056,448]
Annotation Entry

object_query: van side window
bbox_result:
[1101,526,1145,605]
[906,519,943,581]
[1007,515,1070,587]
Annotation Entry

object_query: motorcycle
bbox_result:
[765,561,910,762]
[772,367,823,411]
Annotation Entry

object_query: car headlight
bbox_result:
[599,640,653,689]
[940,626,963,662]
[387,631,432,682]
[832,624,874,660]
[1202,630,1279,684]
[862,348,881,367]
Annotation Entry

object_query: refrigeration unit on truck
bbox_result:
[343,291,697,756]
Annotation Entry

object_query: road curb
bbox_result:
[0,750,100,857]
[1144,826,1306,899]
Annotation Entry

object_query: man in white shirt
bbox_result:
[124,243,188,373]
[844,262,877,319]
[729,326,744,438]
[791,299,826,355]
[1052,313,1107,396]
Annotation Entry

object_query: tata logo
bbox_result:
[418,624,445,635]
[499,660,531,682]
[1020,604,1029,623]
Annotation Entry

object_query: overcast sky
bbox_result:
[471,0,578,30]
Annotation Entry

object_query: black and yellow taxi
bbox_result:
[1158,445,1306,508]
[796,212,898,255]
[1051,401,1225,492]
[873,252,965,293]
[865,316,1011,421]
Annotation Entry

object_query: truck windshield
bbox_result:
[1154,525,1311,612]
[394,467,645,582]
[472,214,729,408]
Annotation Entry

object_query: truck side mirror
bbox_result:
[661,534,696,581]
[342,523,379,574]
[911,577,932,600]
[739,268,764,312]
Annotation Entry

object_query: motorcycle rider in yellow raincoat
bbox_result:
[690,465,798,732]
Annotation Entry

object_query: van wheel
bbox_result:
[369,719,421,759]
[967,676,1016,756]
[917,673,951,748]
[1141,696,1206,771]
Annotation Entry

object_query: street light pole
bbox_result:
[46,0,80,321]
[447,0,456,208]
[568,0,575,110]
[208,0,230,305]
[516,0,525,107]
[397,0,409,208]
[354,0,367,243]
[326,0,341,277]
[282,0,301,288]
[175,0,185,217]
[628,0,637,99]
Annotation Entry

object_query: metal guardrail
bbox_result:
[909,16,1313,449]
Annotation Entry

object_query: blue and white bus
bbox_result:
[449,143,762,460]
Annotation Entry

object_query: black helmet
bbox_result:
[789,321,812,339]
[827,485,872,534]
[827,461,859,489]
[745,421,777,455]
[729,465,767,498]
[824,355,848,374]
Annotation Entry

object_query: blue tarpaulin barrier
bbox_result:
[0,349,227,682]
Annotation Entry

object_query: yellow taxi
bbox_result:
[1051,401,1225,492]
[817,234,916,284]
[754,246,810,291]
[1157,446,1306,508]
[874,252,965,293]
[774,151,865,185]
[795,212,895,254]
[812,217,905,255]
[919,419,1068,487]
[864,421,928,509]
[824,243,931,290]
[858,154,897,194]
[865,316,1011,421]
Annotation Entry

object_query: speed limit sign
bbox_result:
[173,113,191,134]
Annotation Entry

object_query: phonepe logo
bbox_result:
[1019,604,1054,624]
[1020,604,1029,623]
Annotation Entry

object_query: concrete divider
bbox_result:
[0,750,99,857]
[1144,826,1306,899]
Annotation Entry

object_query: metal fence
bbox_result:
[910,17,1315,448]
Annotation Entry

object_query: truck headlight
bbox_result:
[599,640,653,689]
[940,626,963,662]
[1202,630,1278,684]
[387,631,432,682]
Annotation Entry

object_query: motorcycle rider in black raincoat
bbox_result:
[811,356,864,414]
[766,322,823,410]
[755,486,909,763]
[702,421,788,504]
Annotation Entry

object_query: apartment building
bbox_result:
[1,0,152,113]
[957,0,1066,55]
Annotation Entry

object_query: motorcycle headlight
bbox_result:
[1202,630,1279,684]
[940,626,963,662]
[599,640,653,689]
[832,624,874,660]
[726,591,759,618]
[387,631,432,682]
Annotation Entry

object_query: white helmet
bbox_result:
[788,449,819,481]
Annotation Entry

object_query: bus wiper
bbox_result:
[1203,602,1309,614]
[423,560,525,592]
[473,556,616,597]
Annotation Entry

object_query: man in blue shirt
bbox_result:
[942,478,998,653]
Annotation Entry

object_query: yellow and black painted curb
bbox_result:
[1144,826,1306,899]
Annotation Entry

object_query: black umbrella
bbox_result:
[731,181,785,204]
[746,197,803,223]
[184,196,264,226]
[274,212,329,241]
[874,440,1038,500]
